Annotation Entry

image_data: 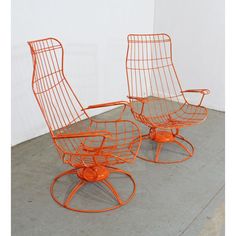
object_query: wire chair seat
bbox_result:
[126,34,210,163]
[130,98,208,129]
[54,119,139,168]
[28,37,141,213]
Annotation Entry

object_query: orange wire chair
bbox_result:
[28,38,141,213]
[125,34,210,164]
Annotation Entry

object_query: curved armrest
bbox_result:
[53,130,112,156]
[181,89,210,106]
[82,101,129,120]
[127,96,150,103]
[83,101,129,110]
[127,96,152,115]
[181,89,210,95]
[53,130,112,139]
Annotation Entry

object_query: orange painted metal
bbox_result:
[28,38,141,212]
[125,34,209,163]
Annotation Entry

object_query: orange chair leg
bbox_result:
[50,166,136,213]
[132,128,194,164]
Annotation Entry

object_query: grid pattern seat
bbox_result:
[130,98,207,129]
[28,37,140,168]
[126,34,209,130]
[54,119,140,168]
[125,33,209,164]
[28,37,141,213]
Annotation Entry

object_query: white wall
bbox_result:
[12,0,155,146]
[154,0,225,111]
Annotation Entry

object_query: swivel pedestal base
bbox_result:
[50,166,136,213]
[134,128,194,164]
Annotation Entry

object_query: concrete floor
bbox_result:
[12,107,224,236]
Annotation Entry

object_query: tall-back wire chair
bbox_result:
[126,34,210,163]
[28,38,141,213]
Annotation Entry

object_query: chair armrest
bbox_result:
[127,96,150,103]
[53,130,112,139]
[181,89,210,95]
[53,131,112,158]
[127,96,152,116]
[181,89,210,106]
[83,101,129,110]
[82,101,129,120]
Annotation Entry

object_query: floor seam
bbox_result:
[177,184,225,236]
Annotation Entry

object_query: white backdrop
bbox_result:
[154,0,225,111]
[11,0,155,145]
[12,0,224,146]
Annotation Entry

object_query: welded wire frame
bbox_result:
[28,38,141,168]
[126,34,209,129]
[125,34,209,164]
[28,38,141,212]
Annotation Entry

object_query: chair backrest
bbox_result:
[28,38,88,136]
[126,34,184,116]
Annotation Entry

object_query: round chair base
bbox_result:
[132,132,194,164]
[50,166,136,213]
